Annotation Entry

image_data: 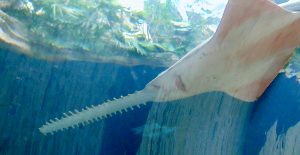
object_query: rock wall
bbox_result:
[259,122,300,155]
[0,49,161,155]
[138,92,253,155]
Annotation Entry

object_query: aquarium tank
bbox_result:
[1,0,300,155]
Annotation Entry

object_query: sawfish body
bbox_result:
[39,0,300,134]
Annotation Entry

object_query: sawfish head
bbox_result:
[146,0,300,102]
[38,0,300,135]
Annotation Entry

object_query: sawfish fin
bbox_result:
[215,0,288,40]
[39,89,156,135]
[39,0,300,135]
[213,0,300,101]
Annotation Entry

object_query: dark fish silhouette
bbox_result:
[39,0,300,135]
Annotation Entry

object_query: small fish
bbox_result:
[132,123,176,138]
[39,0,300,135]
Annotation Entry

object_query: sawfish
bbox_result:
[39,0,300,135]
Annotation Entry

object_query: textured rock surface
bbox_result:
[138,92,253,155]
[244,72,300,155]
[0,49,160,155]
[259,122,300,155]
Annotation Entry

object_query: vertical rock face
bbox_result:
[259,122,300,155]
[244,72,300,155]
[138,92,253,155]
[0,49,161,155]
[0,49,108,155]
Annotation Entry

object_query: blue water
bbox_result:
[1,47,300,155]
[0,49,163,155]
[245,74,300,155]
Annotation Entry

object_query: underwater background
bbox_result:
[1,0,300,155]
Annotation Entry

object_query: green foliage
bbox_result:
[2,0,215,65]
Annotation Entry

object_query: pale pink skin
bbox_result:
[147,0,300,102]
[39,0,300,134]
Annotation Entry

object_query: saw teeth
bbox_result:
[63,113,68,117]
[39,90,150,135]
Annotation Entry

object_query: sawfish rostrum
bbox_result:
[39,0,300,135]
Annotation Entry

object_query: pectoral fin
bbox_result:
[214,0,300,101]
